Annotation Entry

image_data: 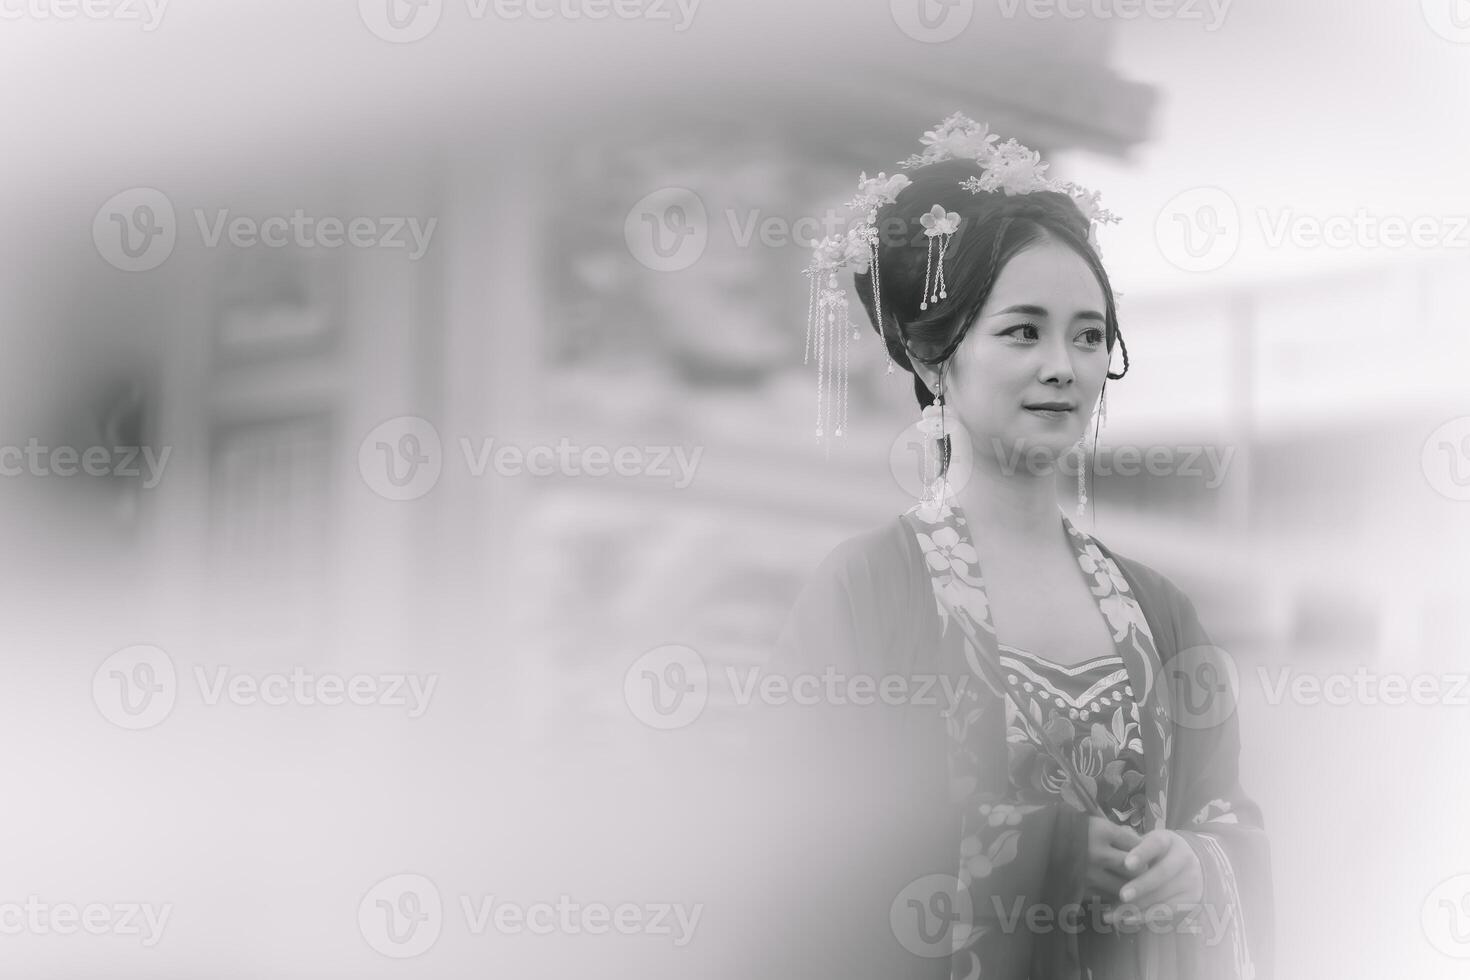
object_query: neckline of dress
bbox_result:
[997,642,1124,672]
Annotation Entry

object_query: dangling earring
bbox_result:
[1075,440,1088,520]
[1076,390,1105,520]
[915,374,946,504]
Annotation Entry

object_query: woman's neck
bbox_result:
[947,455,1067,553]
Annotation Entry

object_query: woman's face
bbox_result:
[924,235,1110,470]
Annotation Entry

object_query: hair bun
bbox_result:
[987,192,1085,232]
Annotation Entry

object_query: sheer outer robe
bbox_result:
[760,518,1274,980]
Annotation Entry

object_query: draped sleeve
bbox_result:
[770,518,925,679]
[756,522,957,980]
[1106,550,1277,980]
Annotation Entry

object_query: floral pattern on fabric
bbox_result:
[901,491,1177,979]
[1000,648,1148,835]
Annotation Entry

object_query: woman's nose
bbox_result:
[1039,338,1076,385]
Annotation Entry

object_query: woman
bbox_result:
[770,116,1273,980]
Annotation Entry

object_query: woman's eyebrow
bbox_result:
[990,303,1106,322]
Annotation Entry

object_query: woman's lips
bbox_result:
[1024,405,1075,419]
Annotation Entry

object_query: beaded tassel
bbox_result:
[805,266,858,453]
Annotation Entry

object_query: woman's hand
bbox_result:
[1082,816,1142,903]
[1102,829,1204,926]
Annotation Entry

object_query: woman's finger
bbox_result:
[1087,868,1130,897]
[1122,829,1171,874]
[1119,848,1185,905]
[1105,886,1194,927]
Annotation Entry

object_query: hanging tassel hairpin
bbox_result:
[919,205,960,310]
[799,112,1124,458]
[803,172,911,448]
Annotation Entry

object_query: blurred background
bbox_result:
[1,0,1468,976]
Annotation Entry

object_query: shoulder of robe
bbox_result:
[1086,537,1197,655]
[805,515,920,593]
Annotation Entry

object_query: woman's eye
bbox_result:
[1078,327,1105,347]
[1002,324,1039,341]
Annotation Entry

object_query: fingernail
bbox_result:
[1120,887,1134,901]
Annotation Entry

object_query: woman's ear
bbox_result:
[913,362,941,398]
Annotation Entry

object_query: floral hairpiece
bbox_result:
[802,111,1121,445]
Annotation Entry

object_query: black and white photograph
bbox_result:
[2,1,1468,977]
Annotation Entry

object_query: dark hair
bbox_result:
[852,158,1130,411]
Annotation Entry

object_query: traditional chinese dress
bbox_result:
[769,494,1274,980]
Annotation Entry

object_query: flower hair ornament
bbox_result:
[801,111,1122,446]
[919,204,960,310]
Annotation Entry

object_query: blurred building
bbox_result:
[3,5,1461,751]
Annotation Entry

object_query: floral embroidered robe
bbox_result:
[766,500,1274,980]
